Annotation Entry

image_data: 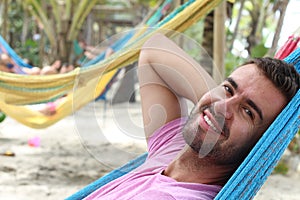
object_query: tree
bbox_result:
[200,1,233,77]
[0,0,9,39]
[229,0,291,58]
[23,0,99,64]
[228,0,246,52]
[267,0,289,56]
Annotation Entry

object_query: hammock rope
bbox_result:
[215,48,300,199]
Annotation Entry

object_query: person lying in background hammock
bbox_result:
[22,59,74,75]
[0,56,12,73]
[37,47,115,116]
[0,53,74,116]
[0,53,74,75]
[85,33,300,200]
[0,53,17,73]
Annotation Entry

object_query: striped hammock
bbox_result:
[0,0,223,129]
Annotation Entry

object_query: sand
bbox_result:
[1,101,300,200]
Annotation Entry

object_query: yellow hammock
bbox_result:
[0,0,222,128]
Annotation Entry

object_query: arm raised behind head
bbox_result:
[138,33,216,142]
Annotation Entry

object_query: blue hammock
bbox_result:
[0,35,33,69]
[66,48,300,200]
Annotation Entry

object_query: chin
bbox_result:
[182,114,201,148]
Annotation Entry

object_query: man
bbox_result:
[86,34,300,199]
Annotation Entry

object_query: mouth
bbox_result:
[203,114,219,133]
[200,108,228,138]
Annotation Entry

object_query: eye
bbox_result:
[223,85,233,96]
[244,107,254,119]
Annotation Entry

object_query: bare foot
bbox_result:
[51,60,62,70]
[40,66,57,75]
[59,64,68,74]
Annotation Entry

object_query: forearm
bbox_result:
[139,33,216,104]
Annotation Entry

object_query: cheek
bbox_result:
[238,126,249,135]
[229,119,254,143]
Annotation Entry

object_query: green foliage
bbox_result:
[137,0,159,7]
[106,0,130,7]
[183,20,204,45]
[106,0,159,7]
[0,112,6,123]
[17,39,40,66]
[225,52,246,77]
[291,143,300,154]
[225,24,233,44]
[183,20,205,62]
[288,134,300,154]
[274,160,289,175]
[250,43,269,58]
[7,0,23,35]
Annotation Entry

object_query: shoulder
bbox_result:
[147,117,187,158]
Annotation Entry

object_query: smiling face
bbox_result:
[182,64,287,165]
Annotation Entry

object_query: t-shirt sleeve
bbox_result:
[147,117,187,160]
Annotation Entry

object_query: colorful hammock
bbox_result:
[0,35,33,69]
[0,0,223,128]
[66,47,300,200]
[0,38,28,74]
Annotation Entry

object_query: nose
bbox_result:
[213,98,234,120]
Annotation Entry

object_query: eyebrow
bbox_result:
[225,77,264,121]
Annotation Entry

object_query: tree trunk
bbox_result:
[1,0,9,39]
[59,18,68,63]
[229,0,245,51]
[86,12,93,45]
[21,8,29,45]
[267,0,289,56]
[200,11,214,75]
[213,1,226,84]
[246,0,260,56]
[38,30,45,67]
[254,1,267,43]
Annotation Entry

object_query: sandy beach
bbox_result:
[1,101,300,200]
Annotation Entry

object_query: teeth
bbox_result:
[204,115,218,132]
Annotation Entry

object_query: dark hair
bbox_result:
[243,57,300,102]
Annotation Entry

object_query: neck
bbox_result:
[163,145,237,186]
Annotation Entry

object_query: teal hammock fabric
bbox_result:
[66,48,300,200]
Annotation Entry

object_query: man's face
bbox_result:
[183,64,287,165]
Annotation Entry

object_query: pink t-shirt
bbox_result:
[86,118,222,200]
